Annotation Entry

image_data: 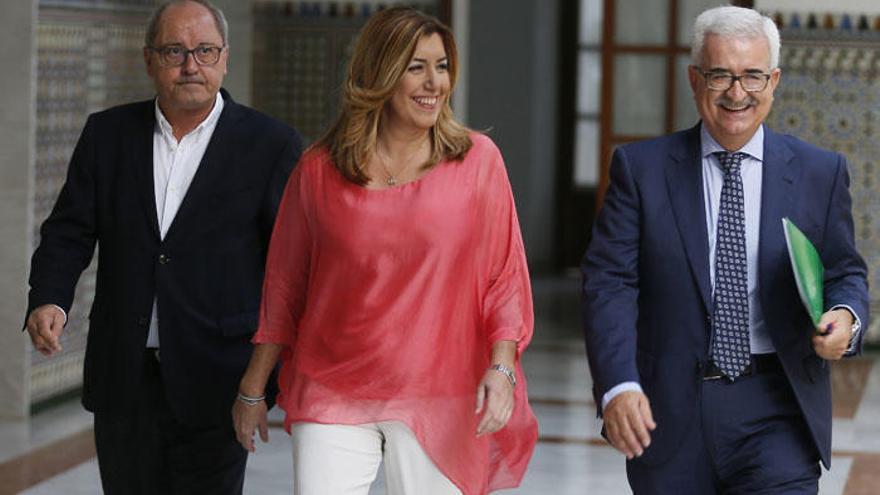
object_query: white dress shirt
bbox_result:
[146,92,224,348]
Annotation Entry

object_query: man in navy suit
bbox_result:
[582,6,868,493]
[24,1,302,493]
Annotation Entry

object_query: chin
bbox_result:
[416,114,441,129]
[174,93,213,109]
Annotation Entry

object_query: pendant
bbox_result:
[386,176,397,186]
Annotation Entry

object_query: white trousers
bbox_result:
[291,421,462,495]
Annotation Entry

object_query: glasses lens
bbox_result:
[161,46,185,66]
[194,46,221,65]
[741,74,767,91]
[706,74,732,91]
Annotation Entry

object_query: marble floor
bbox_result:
[1,277,878,494]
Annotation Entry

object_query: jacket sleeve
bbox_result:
[259,128,304,243]
[27,115,100,318]
[821,153,869,354]
[580,146,642,411]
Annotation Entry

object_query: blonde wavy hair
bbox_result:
[317,7,473,185]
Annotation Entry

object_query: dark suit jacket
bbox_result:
[27,88,303,426]
[581,124,868,468]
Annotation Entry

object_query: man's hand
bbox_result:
[604,390,656,459]
[25,305,66,356]
[812,308,854,360]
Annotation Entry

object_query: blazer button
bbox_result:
[158,254,170,265]
[138,317,149,326]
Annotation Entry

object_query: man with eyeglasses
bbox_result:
[24,1,302,493]
[582,6,867,493]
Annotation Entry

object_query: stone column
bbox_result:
[0,0,37,420]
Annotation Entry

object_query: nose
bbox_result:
[424,67,437,90]
[725,78,747,99]
[181,51,199,74]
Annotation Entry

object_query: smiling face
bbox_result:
[688,33,780,151]
[143,1,227,118]
[383,33,450,134]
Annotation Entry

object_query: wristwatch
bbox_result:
[488,364,516,387]
[846,317,861,353]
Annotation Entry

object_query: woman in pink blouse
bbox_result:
[232,7,537,494]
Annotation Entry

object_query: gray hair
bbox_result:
[145,0,229,47]
[691,6,780,69]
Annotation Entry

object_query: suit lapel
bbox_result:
[758,126,796,309]
[162,90,244,243]
[133,101,161,239]
[665,125,712,313]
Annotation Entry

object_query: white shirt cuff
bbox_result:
[830,304,861,353]
[601,381,643,411]
[50,304,68,326]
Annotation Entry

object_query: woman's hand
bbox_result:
[475,368,514,436]
[232,395,269,452]
[232,343,284,452]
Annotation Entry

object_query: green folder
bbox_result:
[782,218,824,326]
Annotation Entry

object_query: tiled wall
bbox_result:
[31,2,155,405]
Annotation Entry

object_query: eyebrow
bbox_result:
[705,67,768,74]
[411,57,448,63]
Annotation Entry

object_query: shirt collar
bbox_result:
[154,91,225,139]
[700,123,764,163]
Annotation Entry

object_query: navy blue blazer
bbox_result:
[27,89,303,426]
[581,124,868,468]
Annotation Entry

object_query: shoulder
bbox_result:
[767,128,841,165]
[224,101,301,144]
[86,99,153,128]
[462,133,513,192]
[608,128,698,181]
[467,132,502,157]
[617,127,696,161]
[463,132,505,172]
[294,145,334,180]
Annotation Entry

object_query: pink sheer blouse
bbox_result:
[253,133,537,494]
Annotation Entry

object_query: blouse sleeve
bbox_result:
[252,160,312,356]
[477,139,534,355]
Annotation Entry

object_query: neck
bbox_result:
[158,98,216,141]
[377,121,431,159]
[709,126,760,152]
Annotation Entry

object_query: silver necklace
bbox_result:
[375,149,405,186]
[375,143,426,186]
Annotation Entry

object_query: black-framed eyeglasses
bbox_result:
[147,44,225,67]
[698,69,772,92]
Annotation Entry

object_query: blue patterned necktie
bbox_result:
[711,151,751,379]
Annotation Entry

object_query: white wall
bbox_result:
[756,0,880,15]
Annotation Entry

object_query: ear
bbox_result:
[768,67,782,92]
[687,65,699,93]
[143,48,155,77]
